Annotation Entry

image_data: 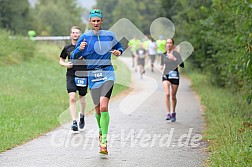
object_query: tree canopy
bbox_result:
[0,0,85,36]
[161,0,252,102]
[32,0,84,35]
[0,0,32,34]
[96,0,162,34]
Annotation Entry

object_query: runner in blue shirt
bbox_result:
[72,9,123,155]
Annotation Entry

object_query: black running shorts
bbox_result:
[162,75,180,85]
[66,76,88,96]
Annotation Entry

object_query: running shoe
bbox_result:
[171,112,176,122]
[99,142,108,155]
[79,112,85,130]
[71,120,78,132]
[165,113,171,120]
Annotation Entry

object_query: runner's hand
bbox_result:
[66,62,73,69]
[160,66,163,70]
[80,38,87,51]
[168,53,177,61]
[110,50,121,57]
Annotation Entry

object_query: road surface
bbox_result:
[0,57,207,167]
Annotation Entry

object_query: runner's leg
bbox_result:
[79,95,86,129]
[162,81,171,113]
[69,92,77,121]
[171,84,179,113]
[100,97,110,144]
[79,95,86,115]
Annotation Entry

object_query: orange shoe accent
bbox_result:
[99,143,108,155]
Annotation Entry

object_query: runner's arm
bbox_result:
[111,33,124,55]
[59,57,73,68]
[59,47,73,68]
[177,52,184,68]
[113,41,123,52]
[71,35,86,59]
[160,54,164,70]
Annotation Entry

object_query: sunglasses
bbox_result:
[90,10,103,15]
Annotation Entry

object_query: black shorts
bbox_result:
[149,54,156,64]
[137,58,145,66]
[66,76,88,96]
[90,80,114,106]
[162,75,180,85]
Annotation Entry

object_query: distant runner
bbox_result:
[160,38,184,122]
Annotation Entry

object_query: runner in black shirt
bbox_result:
[59,26,88,133]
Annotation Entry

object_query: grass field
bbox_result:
[183,66,252,167]
[0,43,131,152]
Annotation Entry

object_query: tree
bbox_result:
[32,0,84,35]
[96,0,163,34]
[159,0,252,102]
[95,0,119,30]
[159,0,178,21]
[202,0,252,93]
[171,0,212,70]
[135,0,163,34]
[0,0,32,35]
[112,0,141,29]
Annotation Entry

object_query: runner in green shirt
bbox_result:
[128,36,141,70]
[156,35,166,63]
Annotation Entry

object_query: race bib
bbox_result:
[168,71,179,79]
[90,69,108,82]
[74,77,87,87]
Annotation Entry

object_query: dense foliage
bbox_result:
[160,0,252,102]
[0,0,85,36]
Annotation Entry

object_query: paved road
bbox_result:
[0,57,207,167]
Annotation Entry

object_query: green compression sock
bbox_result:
[100,111,110,144]
[95,113,102,133]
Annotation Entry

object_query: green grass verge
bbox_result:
[183,65,252,167]
[0,43,131,152]
[0,29,35,65]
